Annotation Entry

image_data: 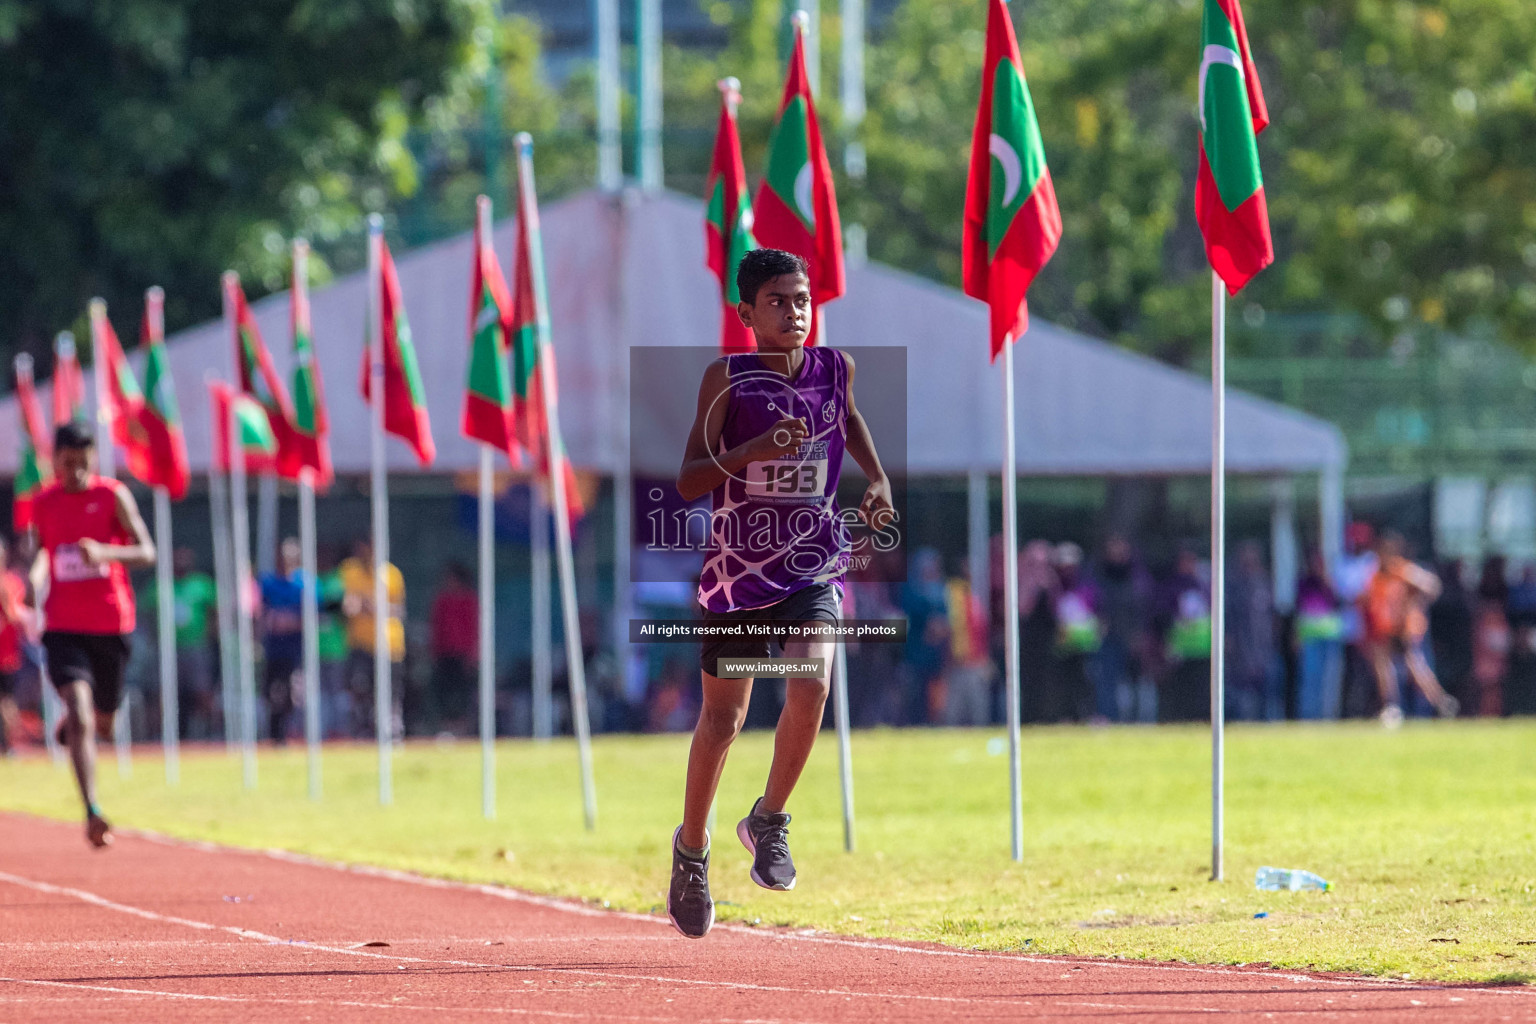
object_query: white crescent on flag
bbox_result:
[988,132,1022,207]
[794,162,815,227]
[1198,44,1244,133]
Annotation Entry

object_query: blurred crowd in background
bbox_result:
[4,520,1536,753]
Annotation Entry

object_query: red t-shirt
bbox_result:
[35,477,136,636]
[431,588,478,660]
[0,572,27,672]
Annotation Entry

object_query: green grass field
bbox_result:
[3,721,1534,984]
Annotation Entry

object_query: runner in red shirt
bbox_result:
[0,536,30,757]
[28,421,156,848]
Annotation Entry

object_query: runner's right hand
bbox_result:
[748,417,809,459]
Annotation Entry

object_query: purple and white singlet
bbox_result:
[697,347,851,614]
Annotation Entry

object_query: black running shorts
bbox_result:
[698,582,842,677]
[0,669,15,698]
[43,631,131,714]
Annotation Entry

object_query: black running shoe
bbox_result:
[737,797,796,891]
[666,826,713,939]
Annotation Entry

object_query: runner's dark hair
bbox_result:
[736,248,809,305]
[54,419,94,451]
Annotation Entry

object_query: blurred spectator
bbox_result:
[901,548,949,725]
[1294,548,1344,719]
[1226,540,1279,721]
[1429,559,1474,713]
[1015,540,1059,724]
[430,562,478,735]
[315,550,350,737]
[1052,543,1098,722]
[1504,563,1536,715]
[943,567,995,726]
[145,547,219,740]
[1335,522,1380,717]
[1363,532,1456,727]
[1095,534,1154,723]
[340,539,405,739]
[1157,547,1211,722]
[258,537,306,745]
[1470,556,1510,718]
[0,537,29,755]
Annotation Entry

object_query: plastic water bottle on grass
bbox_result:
[1255,866,1331,892]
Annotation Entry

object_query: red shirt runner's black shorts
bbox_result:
[34,476,136,715]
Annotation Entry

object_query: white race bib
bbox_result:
[745,457,828,500]
[54,543,109,583]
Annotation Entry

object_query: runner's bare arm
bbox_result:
[78,486,156,569]
[841,354,894,530]
[28,544,48,605]
[677,359,807,501]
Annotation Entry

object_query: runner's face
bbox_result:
[739,273,812,351]
[54,446,93,489]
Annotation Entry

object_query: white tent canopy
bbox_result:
[0,188,1344,481]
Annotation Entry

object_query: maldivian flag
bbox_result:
[289,244,333,488]
[361,234,436,466]
[961,0,1062,360]
[1195,0,1273,293]
[225,273,306,481]
[135,287,191,500]
[89,299,154,480]
[13,355,52,532]
[461,195,518,461]
[510,134,584,523]
[705,78,758,354]
[52,333,85,426]
[208,380,278,475]
[752,12,844,319]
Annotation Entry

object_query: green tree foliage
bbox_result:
[857,0,1536,360]
[0,0,558,361]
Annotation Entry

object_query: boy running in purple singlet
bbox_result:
[667,249,894,939]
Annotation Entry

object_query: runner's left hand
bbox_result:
[77,538,104,565]
[859,477,895,531]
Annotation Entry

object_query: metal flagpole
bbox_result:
[594,0,621,191]
[367,213,393,806]
[636,0,663,189]
[476,186,499,820]
[207,377,239,752]
[294,239,323,801]
[518,134,596,830]
[1210,269,1226,882]
[479,446,497,819]
[154,487,178,785]
[531,490,552,739]
[229,389,258,789]
[300,472,321,799]
[144,288,179,785]
[833,628,855,852]
[89,300,131,775]
[1002,338,1023,862]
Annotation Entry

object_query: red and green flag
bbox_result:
[705,78,758,354]
[461,195,519,462]
[510,135,584,524]
[752,12,844,323]
[89,298,155,481]
[208,380,278,476]
[962,0,1062,360]
[1195,0,1273,293]
[13,355,52,533]
[225,273,306,480]
[360,232,436,466]
[289,242,333,488]
[134,287,191,500]
[52,333,85,426]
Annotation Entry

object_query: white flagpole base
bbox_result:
[154,488,179,786]
[1210,269,1227,883]
[1002,339,1023,862]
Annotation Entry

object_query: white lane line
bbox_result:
[119,826,1536,1001]
[0,869,1008,1010]
[0,976,807,1022]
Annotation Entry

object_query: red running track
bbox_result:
[0,812,1531,1023]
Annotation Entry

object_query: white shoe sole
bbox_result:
[736,817,796,891]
